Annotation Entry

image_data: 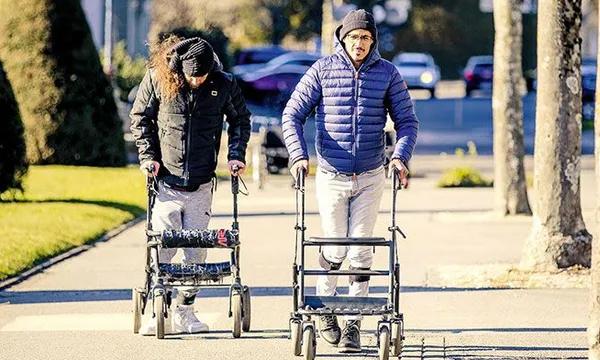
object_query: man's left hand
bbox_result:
[390,158,409,188]
[228,160,246,176]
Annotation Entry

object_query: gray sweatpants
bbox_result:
[315,166,385,305]
[151,180,213,304]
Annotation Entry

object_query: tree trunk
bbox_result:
[588,1,600,356]
[520,0,592,270]
[492,0,532,216]
[320,0,336,55]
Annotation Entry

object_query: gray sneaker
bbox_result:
[318,315,341,345]
[338,320,361,353]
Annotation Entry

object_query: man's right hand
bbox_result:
[290,159,309,179]
[140,160,160,177]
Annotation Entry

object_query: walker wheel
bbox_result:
[242,286,251,332]
[132,288,144,334]
[232,292,242,338]
[378,326,390,360]
[290,318,302,356]
[302,325,316,360]
[391,321,403,357]
[154,293,165,339]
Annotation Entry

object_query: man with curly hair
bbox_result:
[130,36,251,335]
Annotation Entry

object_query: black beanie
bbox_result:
[339,9,377,42]
[168,37,214,77]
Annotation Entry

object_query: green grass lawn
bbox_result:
[0,166,148,281]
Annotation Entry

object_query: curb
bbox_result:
[0,216,145,292]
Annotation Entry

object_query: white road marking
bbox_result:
[0,312,222,332]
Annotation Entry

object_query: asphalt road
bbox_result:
[248,81,595,157]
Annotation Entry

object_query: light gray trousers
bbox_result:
[315,166,385,303]
[151,180,213,304]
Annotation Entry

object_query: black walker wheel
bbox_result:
[242,286,251,332]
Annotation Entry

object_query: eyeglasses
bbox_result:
[346,34,373,43]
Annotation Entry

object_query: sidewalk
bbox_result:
[0,157,593,359]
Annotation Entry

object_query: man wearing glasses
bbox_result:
[282,9,418,353]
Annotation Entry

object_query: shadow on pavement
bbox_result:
[409,327,586,334]
[0,286,515,305]
[11,198,145,216]
[211,208,492,218]
[165,329,290,341]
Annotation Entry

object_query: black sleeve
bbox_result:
[129,70,160,164]
[223,76,251,163]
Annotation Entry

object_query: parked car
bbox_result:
[233,51,320,78]
[234,45,289,66]
[463,55,494,96]
[392,52,440,98]
[237,52,321,107]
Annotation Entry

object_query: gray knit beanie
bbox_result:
[339,9,377,42]
[168,37,214,77]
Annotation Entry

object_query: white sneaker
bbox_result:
[139,307,172,336]
[172,304,209,333]
[139,317,157,336]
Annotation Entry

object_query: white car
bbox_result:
[392,52,440,98]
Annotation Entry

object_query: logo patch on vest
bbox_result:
[211,90,218,96]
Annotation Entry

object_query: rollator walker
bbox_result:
[289,167,406,360]
[132,165,251,339]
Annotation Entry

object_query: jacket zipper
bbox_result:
[352,70,360,174]
[340,44,374,175]
[183,90,193,185]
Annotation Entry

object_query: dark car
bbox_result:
[238,66,307,107]
[234,45,289,66]
[463,55,493,96]
[237,52,321,107]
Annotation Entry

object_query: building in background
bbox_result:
[81,0,151,58]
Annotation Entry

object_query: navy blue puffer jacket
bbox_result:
[282,27,418,174]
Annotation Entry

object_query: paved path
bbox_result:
[0,157,593,359]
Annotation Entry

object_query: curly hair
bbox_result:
[148,35,185,102]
